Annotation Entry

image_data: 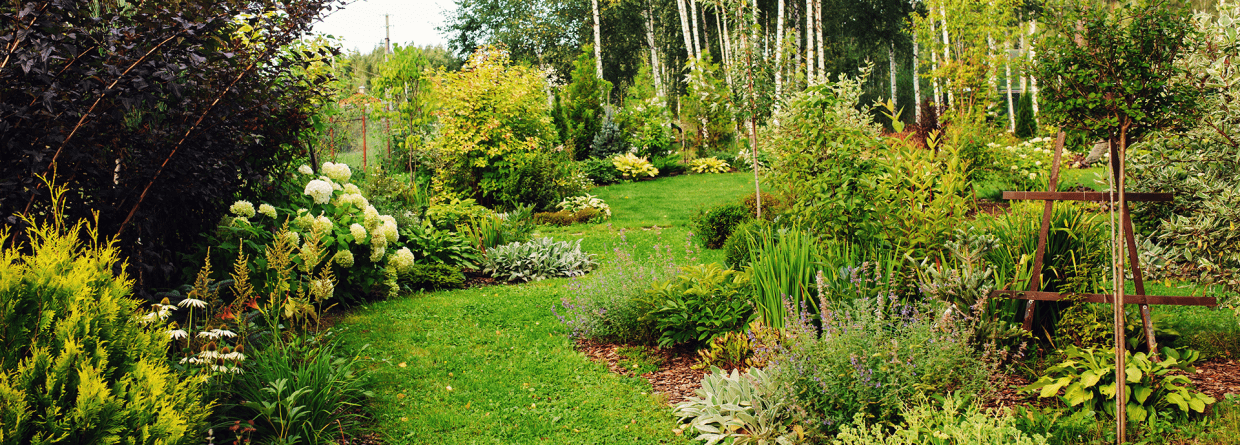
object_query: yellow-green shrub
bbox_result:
[0,194,208,443]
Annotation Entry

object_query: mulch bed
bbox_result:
[575,340,708,405]
[575,340,1240,410]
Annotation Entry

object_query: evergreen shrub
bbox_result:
[0,193,207,443]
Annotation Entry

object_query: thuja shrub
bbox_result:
[0,193,207,442]
[763,295,989,437]
[691,203,753,249]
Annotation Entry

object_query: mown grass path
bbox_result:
[337,173,756,444]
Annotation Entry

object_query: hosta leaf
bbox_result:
[1166,392,1188,411]
[1080,370,1102,387]
[1188,395,1207,413]
[1063,382,1094,406]
[1127,403,1148,423]
[1133,385,1152,404]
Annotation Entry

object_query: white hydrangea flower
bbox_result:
[282,231,300,246]
[304,180,333,204]
[312,215,333,233]
[374,220,399,244]
[230,217,250,227]
[363,205,380,228]
[349,223,368,243]
[322,162,352,182]
[258,203,277,218]
[369,245,386,262]
[293,213,315,230]
[338,193,368,210]
[298,164,314,175]
[334,249,355,268]
[1029,172,1037,180]
[229,200,256,218]
[343,183,361,195]
[390,247,416,273]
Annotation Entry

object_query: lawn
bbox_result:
[335,172,757,444]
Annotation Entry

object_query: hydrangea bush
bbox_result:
[213,161,417,302]
[987,137,1067,191]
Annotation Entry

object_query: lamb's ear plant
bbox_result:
[482,237,597,282]
[0,181,209,443]
[672,367,801,445]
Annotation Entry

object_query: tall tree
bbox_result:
[593,0,603,77]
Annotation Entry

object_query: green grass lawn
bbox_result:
[335,172,755,444]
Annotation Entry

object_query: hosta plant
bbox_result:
[688,156,731,174]
[612,153,659,178]
[557,193,612,219]
[672,367,801,445]
[482,237,598,282]
[1022,345,1215,423]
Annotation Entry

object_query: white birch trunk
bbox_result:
[815,0,824,82]
[805,0,814,84]
[690,0,703,60]
[775,0,784,111]
[1006,38,1016,133]
[930,15,941,107]
[940,6,952,108]
[644,1,664,97]
[1028,19,1039,122]
[592,0,602,78]
[913,37,921,122]
[677,0,695,59]
[889,42,897,109]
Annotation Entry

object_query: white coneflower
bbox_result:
[178,297,207,309]
[298,164,314,175]
[349,223,368,244]
[229,200,256,218]
[198,331,220,340]
[258,203,277,218]
[210,329,237,338]
[168,329,189,340]
[304,180,334,204]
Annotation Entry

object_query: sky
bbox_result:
[313,0,456,54]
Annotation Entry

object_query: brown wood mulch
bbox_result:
[575,340,709,405]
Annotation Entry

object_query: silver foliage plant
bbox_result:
[672,367,801,445]
[482,237,598,282]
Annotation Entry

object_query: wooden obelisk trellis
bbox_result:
[990,132,1216,353]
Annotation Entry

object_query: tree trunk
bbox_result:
[913,37,921,122]
[1028,19,1039,123]
[805,0,814,84]
[644,0,664,97]
[940,6,952,108]
[690,0,703,60]
[889,42,897,109]
[930,16,941,107]
[814,0,824,82]
[1005,37,1015,133]
[775,0,784,113]
[677,0,695,59]
[592,0,602,78]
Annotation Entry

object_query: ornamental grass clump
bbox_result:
[0,186,208,443]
